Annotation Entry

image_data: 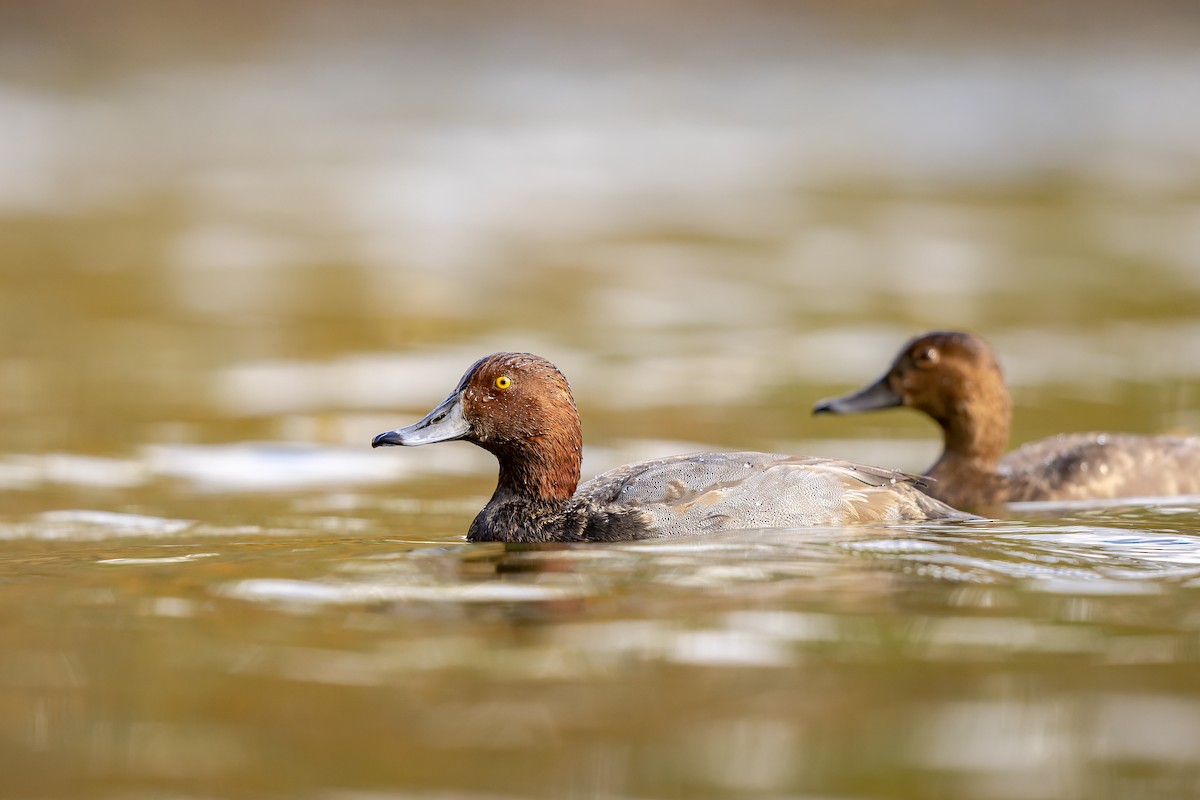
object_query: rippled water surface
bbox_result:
[4,3,1200,798]
[4,502,1200,799]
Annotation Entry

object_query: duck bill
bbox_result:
[372,392,470,447]
[813,376,902,415]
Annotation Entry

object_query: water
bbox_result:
[4,506,1200,798]
[3,3,1200,798]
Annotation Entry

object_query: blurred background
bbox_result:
[3,2,1200,799]
[3,0,1200,471]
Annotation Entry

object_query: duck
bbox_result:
[812,331,1200,509]
[371,352,971,542]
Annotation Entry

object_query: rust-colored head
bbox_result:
[373,353,583,501]
[814,331,1012,465]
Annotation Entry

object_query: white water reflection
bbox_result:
[220,577,591,607]
[0,437,758,495]
[98,553,219,565]
[144,443,424,492]
[202,322,1200,423]
[916,700,1078,788]
[6,46,1200,222]
[1093,696,1200,763]
[686,718,799,792]
[0,454,147,490]
[34,510,193,536]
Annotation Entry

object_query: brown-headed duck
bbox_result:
[372,352,971,542]
[813,331,1200,509]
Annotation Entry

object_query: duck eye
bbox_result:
[914,347,939,367]
[494,375,512,390]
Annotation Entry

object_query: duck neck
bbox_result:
[468,484,574,542]
[491,430,582,503]
[470,429,583,542]
[929,385,1011,478]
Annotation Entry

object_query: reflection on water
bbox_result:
[2,509,1200,799]
[4,3,1200,798]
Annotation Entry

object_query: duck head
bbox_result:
[373,352,583,501]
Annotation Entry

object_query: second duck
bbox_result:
[814,331,1200,508]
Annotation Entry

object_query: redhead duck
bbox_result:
[813,331,1200,509]
[372,352,971,542]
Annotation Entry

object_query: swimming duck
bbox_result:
[372,352,970,542]
[813,331,1200,508]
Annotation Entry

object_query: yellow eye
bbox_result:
[494,375,512,390]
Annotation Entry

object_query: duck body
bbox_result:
[984,432,1200,506]
[373,352,971,543]
[813,331,1200,508]
[577,451,962,537]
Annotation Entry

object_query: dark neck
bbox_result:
[469,486,574,543]
[468,484,655,544]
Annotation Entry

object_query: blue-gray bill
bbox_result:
[813,376,902,415]
[372,391,470,447]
